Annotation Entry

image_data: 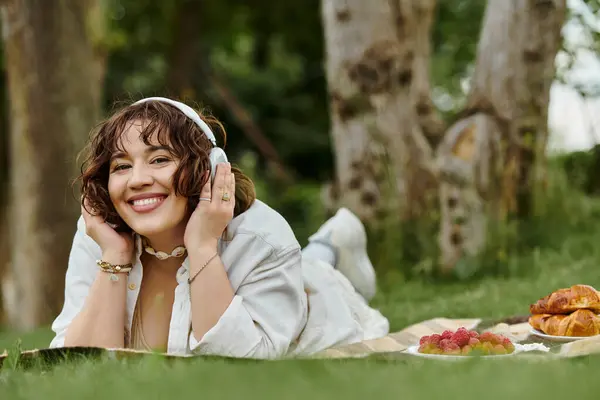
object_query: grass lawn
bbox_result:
[2,199,600,398]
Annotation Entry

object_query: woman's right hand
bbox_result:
[82,197,134,264]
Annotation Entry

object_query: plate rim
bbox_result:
[404,345,519,360]
[528,327,599,341]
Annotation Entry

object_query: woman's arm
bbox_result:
[184,164,306,359]
[188,244,234,341]
[63,252,130,348]
[51,216,130,349]
[187,237,307,359]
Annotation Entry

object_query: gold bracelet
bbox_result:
[96,260,133,282]
[188,253,218,285]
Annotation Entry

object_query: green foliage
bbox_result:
[554,144,600,195]
[557,0,600,97]
[430,0,486,112]
[235,152,325,245]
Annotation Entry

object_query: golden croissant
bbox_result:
[529,284,600,314]
[529,309,600,337]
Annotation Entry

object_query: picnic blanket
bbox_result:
[2,316,600,369]
[313,316,600,360]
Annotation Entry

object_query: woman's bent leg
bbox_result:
[301,241,336,267]
[301,208,376,301]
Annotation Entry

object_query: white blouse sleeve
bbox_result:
[49,216,101,348]
[188,239,307,359]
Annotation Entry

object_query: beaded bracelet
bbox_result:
[96,259,133,282]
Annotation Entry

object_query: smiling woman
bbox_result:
[49,97,389,358]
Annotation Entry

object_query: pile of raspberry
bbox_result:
[418,327,515,356]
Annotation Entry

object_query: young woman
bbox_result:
[49,97,389,359]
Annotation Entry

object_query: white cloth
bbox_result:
[49,200,390,359]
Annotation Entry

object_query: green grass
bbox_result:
[2,178,600,398]
[2,224,600,400]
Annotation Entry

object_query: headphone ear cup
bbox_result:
[208,147,228,183]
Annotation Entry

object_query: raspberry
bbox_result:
[451,329,471,347]
[494,335,505,345]
[439,339,452,350]
[444,342,461,355]
[429,334,442,346]
[469,330,479,338]
[441,330,453,340]
[468,337,480,346]
[419,335,431,345]
[495,335,509,344]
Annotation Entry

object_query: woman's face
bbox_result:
[108,120,189,237]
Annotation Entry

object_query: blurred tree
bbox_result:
[0,60,6,323]
[0,0,107,330]
[320,0,440,222]
[321,0,567,274]
[437,0,567,273]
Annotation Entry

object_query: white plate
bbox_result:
[529,328,600,342]
[404,345,521,360]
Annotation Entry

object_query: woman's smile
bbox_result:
[128,193,168,213]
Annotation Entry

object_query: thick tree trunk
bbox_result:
[1,0,105,330]
[437,0,567,273]
[321,0,438,222]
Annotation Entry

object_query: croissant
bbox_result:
[529,309,600,337]
[529,284,600,314]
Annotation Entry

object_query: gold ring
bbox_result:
[222,192,231,202]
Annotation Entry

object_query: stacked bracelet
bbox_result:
[96,260,133,282]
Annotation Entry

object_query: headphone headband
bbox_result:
[133,97,217,146]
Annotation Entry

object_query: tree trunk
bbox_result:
[437,0,567,273]
[321,0,438,222]
[0,75,8,324]
[0,0,106,330]
[166,0,204,100]
[410,0,445,148]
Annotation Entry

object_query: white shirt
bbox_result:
[50,200,389,358]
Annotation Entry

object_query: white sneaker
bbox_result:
[308,208,377,301]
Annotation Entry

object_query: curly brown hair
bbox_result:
[76,100,256,232]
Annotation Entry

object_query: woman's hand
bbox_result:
[184,163,235,252]
[82,197,134,264]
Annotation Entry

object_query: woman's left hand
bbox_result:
[184,162,235,252]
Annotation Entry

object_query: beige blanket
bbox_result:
[2,317,600,368]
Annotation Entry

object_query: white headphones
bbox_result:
[133,97,228,182]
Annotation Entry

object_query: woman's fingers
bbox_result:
[197,163,233,211]
[198,170,212,205]
[223,166,232,198]
[229,172,236,211]
[214,163,230,204]
[81,195,103,235]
